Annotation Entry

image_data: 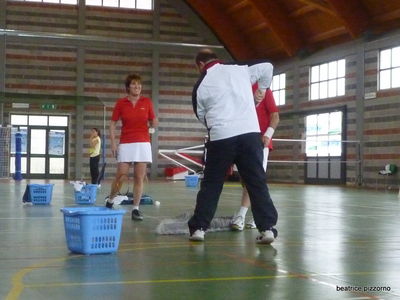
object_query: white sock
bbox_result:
[107,196,115,204]
[238,206,248,218]
[133,205,139,211]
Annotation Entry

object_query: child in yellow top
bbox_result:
[89,128,101,184]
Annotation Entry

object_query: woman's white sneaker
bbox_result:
[230,215,244,231]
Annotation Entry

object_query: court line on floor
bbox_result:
[223,252,385,300]
[6,241,395,299]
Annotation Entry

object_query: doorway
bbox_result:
[10,114,69,179]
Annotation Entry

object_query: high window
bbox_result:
[310,59,345,100]
[10,0,153,9]
[379,46,400,90]
[271,73,285,106]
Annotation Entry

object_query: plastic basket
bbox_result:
[29,184,54,205]
[60,207,126,255]
[75,184,98,204]
[185,175,199,187]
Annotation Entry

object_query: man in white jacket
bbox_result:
[188,49,278,244]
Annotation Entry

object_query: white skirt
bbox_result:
[118,142,152,163]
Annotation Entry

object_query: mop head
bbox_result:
[156,211,233,235]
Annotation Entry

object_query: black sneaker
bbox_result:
[105,198,113,209]
[132,209,143,221]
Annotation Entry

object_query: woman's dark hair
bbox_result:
[92,128,101,138]
[125,74,142,93]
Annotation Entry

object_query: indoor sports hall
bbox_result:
[0,1,400,299]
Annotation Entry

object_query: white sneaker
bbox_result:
[256,229,277,244]
[245,218,257,229]
[230,215,244,231]
[189,229,205,241]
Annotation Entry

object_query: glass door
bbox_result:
[29,128,47,176]
[10,114,69,179]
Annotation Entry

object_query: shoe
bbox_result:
[230,215,244,231]
[189,229,205,241]
[245,218,257,229]
[256,228,278,244]
[105,197,113,209]
[131,209,143,221]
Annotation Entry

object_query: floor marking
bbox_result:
[223,252,384,300]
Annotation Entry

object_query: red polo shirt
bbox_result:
[111,96,155,143]
[253,84,279,149]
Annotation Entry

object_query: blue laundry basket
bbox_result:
[29,184,54,205]
[185,175,199,187]
[60,207,126,255]
[74,184,98,204]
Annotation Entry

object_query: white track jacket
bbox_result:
[192,60,273,141]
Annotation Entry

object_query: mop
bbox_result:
[156,211,233,235]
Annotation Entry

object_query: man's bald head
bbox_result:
[195,49,218,66]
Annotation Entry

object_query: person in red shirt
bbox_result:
[231,85,280,231]
[105,74,158,221]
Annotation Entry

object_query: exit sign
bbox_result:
[41,104,57,110]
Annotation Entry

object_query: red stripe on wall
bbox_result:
[278,104,294,112]
[86,5,152,15]
[364,128,400,135]
[300,96,356,108]
[159,108,193,114]
[364,154,399,159]
[365,69,377,75]
[85,59,151,66]
[7,1,76,10]
[376,89,400,98]
[159,90,191,96]
[159,136,203,142]
[7,54,76,62]
[6,83,75,91]
[159,62,194,69]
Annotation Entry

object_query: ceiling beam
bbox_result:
[248,0,303,57]
[226,0,248,15]
[245,22,268,34]
[290,5,317,18]
[297,0,336,16]
[308,26,347,43]
[185,0,257,60]
[325,0,369,37]
[373,8,400,24]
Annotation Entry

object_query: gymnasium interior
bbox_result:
[0,0,400,299]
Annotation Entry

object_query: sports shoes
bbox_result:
[131,209,143,221]
[105,197,113,209]
[189,229,205,241]
[245,218,257,229]
[256,228,278,244]
[230,215,244,231]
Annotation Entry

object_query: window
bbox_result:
[310,59,345,100]
[21,0,78,4]
[305,111,342,157]
[271,73,285,106]
[11,0,153,9]
[86,0,153,9]
[379,46,400,90]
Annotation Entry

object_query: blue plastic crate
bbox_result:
[29,184,54,205]
[185,175,199,187]
[60,207,126,255]
[75,184,98,204]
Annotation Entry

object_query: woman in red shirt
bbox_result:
[105,74,158,221]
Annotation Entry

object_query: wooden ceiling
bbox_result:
[184,0,400,62]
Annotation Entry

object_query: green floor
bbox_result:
[0,179,399,300]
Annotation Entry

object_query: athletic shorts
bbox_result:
[117,142,152,163]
